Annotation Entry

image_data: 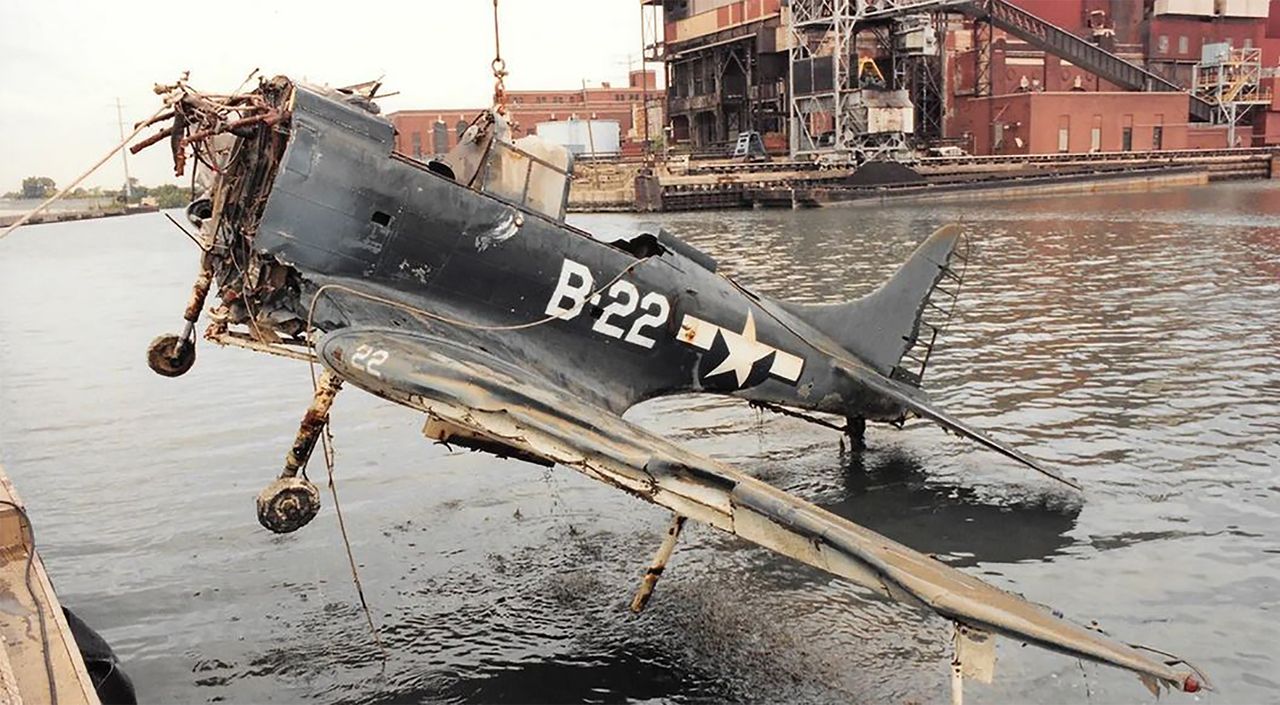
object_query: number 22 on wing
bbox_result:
[351,344,389,377]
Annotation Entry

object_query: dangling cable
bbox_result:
[319,423,389,664]
[490,0,508,115]
[0,501,57,705]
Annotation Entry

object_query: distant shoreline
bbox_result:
[0,203,159,228]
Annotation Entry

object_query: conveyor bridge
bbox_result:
[841,0,1215,122]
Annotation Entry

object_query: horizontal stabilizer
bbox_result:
[849,365,1082,490]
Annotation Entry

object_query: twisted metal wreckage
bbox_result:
[131,74,1206,699]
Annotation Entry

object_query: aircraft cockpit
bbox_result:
[433,111,574,223]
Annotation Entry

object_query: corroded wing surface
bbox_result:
[316,326,1196,693]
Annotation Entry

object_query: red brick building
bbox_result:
[946,0,1280,150]
[651,0,1280,155]
[952,91,1210,154]
[389,70,661,158]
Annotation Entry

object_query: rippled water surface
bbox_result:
[1,182,1278,704]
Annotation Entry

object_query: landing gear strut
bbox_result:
[630,514,686,613]
[844,415,866,451]
[255,370,343,534]
[147,251,213,378]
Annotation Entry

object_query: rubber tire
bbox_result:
[256,477,321,534]
[146,334,196,377]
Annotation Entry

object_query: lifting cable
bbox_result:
[491,0,509,115]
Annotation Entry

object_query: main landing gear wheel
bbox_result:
[256,477,321,534]
[146,334,196,377]
[254,370,344,534]
[150,249,216,379]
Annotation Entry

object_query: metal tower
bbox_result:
[1193,44,1270,147]
[787,0,955,163]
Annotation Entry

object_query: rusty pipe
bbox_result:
[134,109,175,130]
[181,110,280,147]
[129,126,176,155]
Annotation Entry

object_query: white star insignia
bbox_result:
[704,311,776,386]
[678,310,805,389]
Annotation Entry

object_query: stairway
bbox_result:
[957,0,1215,121]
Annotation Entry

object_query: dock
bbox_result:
[0,204,159,229]
[568,147,1280,212]
[0,465,100,705]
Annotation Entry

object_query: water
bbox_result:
[1,181,1277,704]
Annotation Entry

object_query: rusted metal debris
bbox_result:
[133,75,310,356]
[282,369,343,481]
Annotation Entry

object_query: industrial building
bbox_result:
[642,0,1280,158]
[389,70,663,158]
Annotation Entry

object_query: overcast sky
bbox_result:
[0,0,653,192]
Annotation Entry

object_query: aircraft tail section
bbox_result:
[779,224,965,385]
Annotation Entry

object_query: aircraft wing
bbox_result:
[317,326,1196,694]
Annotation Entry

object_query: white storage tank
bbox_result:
[1215,0,1268,16]
[535,118,621,157]
[1153,0,1214,15]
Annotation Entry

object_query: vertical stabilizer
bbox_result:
[778,224,964,383]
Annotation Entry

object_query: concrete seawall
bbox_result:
[0,204,159,228]
[795,168,1212,209]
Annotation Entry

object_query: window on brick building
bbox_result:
[1122,115,1133,151]
[1157,35,1169,54]
[1153,113,1164,150]
[433,121,448,154]
[411,131,422,157]
[1090,114,1102,152]
[1178,35,1188,54]
[1058,116,1070,152]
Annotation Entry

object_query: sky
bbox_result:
[0,0,655,192]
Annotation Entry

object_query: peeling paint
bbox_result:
[474,210,521,252]
[397,259,431,284]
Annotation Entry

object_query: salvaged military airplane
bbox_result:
[132,75,1205,697]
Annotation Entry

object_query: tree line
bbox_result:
[4,176,192,209]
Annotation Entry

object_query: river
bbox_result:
[1,181,1277,703]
